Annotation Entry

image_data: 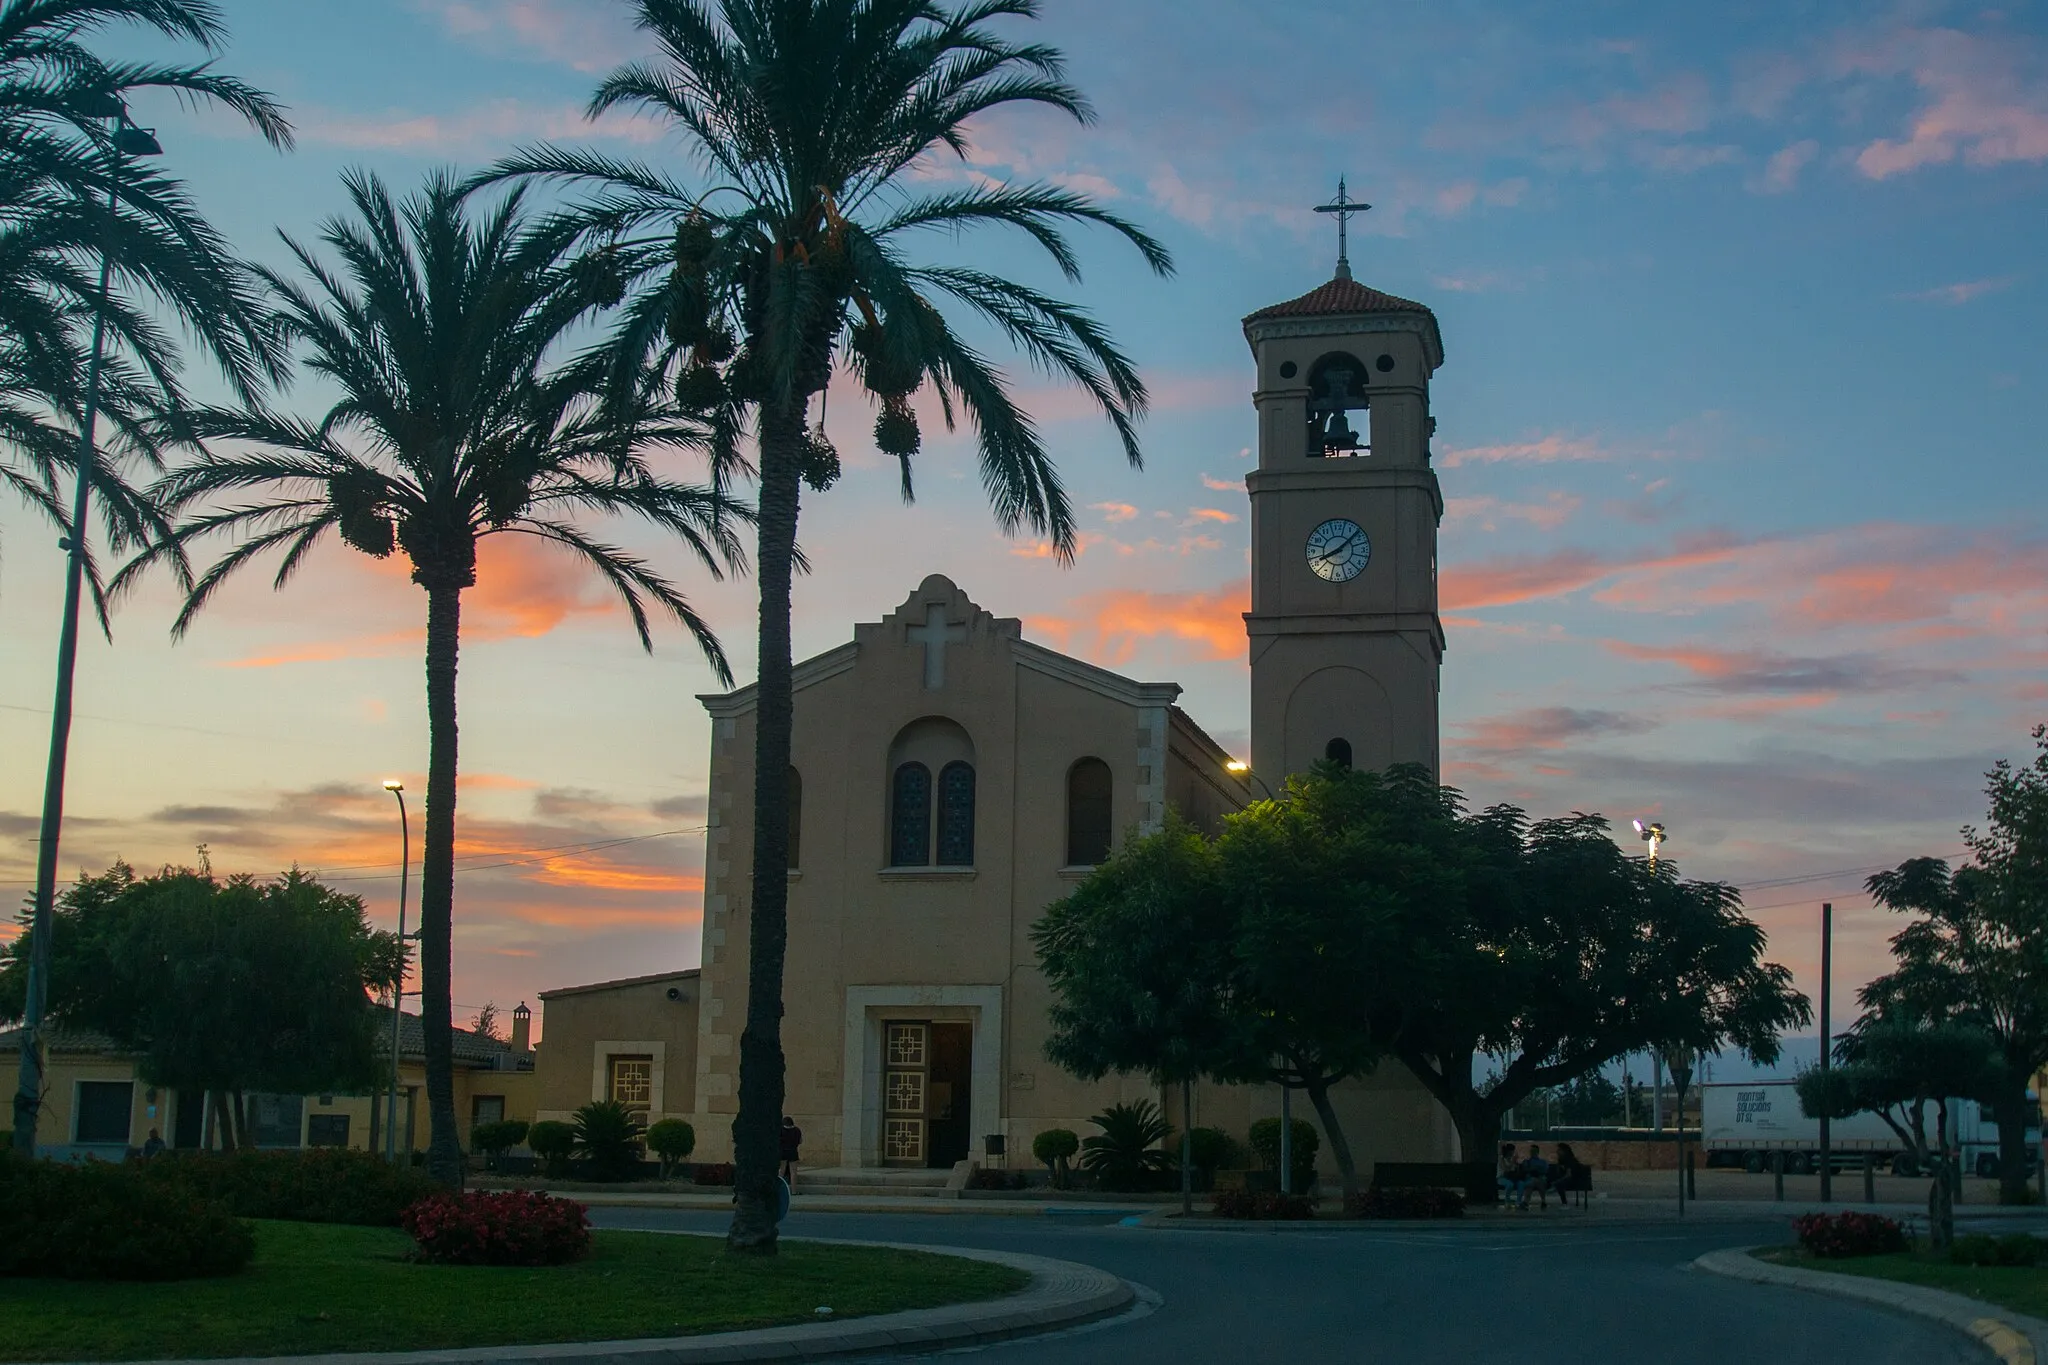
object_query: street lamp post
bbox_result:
[1819,901,1833,1203]
[11,98,163,1156]
[382,781,411,1163]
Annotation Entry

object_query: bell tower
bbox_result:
[1242,185,1445,784]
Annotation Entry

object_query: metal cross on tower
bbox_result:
[1314,177,1370,282]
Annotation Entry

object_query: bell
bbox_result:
[1324,410,1361,453]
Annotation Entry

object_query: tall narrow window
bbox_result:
[1066,758,1113,866]
[890,762,932,866]
[936,761,976,866]
[1325,737,1353,769]
[787,766,802,870]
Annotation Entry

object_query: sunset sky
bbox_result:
[1,1,2043,1058]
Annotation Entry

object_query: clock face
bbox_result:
[1305,518,1370,582]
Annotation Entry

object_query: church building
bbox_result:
[537,251,1464,1180]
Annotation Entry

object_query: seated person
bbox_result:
[1551,1142,1590,1199]
[1497,1142,1529,1204]
[1521,1144,1553,1208]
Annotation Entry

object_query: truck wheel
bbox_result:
[1789,1152,1811,1175]
[1744,1151,1764,1175]
[1892,1153,1918,1177]
[1977,1154,1999,1179]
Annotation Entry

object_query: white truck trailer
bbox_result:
[1700,1080,2040,1177]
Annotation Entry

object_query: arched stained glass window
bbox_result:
[936,761,976,866]
[1066,758,1113,866]
[890,763,931,866]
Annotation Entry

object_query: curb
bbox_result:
[78,1236,1135,1365]
[1693,1246,2048,1365]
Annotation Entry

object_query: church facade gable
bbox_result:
[690,573,1245,1168]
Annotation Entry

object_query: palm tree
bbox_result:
[0,0,293,571]
[128,170,747,1186]
[3,0,291,1157]
[485,0,1172,1251]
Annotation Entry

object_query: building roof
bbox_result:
[1243,275,1435,323]
[538,967,700,1002]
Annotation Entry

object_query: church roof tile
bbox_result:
[1243,275,1435,323]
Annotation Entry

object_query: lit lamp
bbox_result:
[1633,819,1667,870]
[1224,759,1276,801]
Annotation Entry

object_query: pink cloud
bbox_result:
[1754,139,1819,194]
[1437,433,1617,468]
[1845,27,2048,178]
[1904,277,2019,305]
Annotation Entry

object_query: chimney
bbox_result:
[510,1001,532,1055]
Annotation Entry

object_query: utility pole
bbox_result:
[1819,902,1833,1203]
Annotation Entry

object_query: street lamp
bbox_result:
[11,96,164,1156]
[1633,819,1667,870]
[1224,759,1277,801]
[382,780,411,1163]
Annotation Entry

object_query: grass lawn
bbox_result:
[1755,1247,2048,1320]
[0,1221,1028,1362]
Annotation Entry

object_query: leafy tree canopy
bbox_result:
[0,861,404,1106]
[1036,763,1809,1201]
[1855,725,2048,1204]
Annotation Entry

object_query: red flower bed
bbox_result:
[1792,1211,1907,1258]
[1347,1186,1465,1220]
[400,1190,591,1266]
[1210,1189,1315,1220]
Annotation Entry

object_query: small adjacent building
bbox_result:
[1,1009,536,1159]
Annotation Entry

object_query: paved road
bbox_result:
[592,1207,1992,1363]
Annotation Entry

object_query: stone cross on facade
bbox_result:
[907,603,967,689]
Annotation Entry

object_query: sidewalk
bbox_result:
[564,1187,1159,1217]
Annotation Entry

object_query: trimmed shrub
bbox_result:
[1187,1128,1243,1187]
[691,1161,735,1186]
[400,1189,591,1266]
[0,1153,253,1280]
[471,1120,530,1169]
[1792,1211,1907,1258]
[1248,1117,1319,1193]
[646,1119,696,1177]
[527,1120,575,1179]
[1951,1233,2045,1267]
[1210,1188,1315,1220]
[571,1100,644,1181]
[1033,1128,1080,1189]
[967,1168,1028,1190]
[1349,1186,1465,1220]
[140,1148,437,1226]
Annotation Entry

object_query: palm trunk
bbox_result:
[728,398,804,1255]
[420,580,465,1188]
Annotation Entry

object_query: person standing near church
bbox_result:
[780,1116,802,1184]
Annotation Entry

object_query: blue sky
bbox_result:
[1,0,2043,1050]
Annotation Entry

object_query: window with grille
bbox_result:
[609,1056,653,1110]
[307,1114,351,1147]
[936,761,975,866]
[890,762,931,866]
